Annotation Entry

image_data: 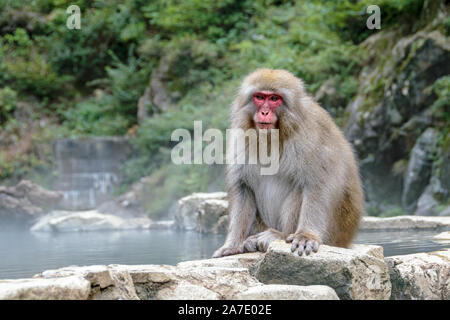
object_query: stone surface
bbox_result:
[177,252,264,275]
[175,192,227,231]
[0,276,90,300]
[415,185,440,216]
[438,205,450,216]
[30,210,152,232]
[197,199,229,233]
[159,267,259,300]
[0,180,62,219]
[386,249,450,300]
[402,128,438,213]
[254,240,391,300]
[34,263,261,300]
[350,243,385,260]
[234,284,339,300]
[433,231,450,242]
[360,215,450,230]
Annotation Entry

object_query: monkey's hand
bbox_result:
[243,229,285,253]
[286,232,320,256]
[212,243,244,258]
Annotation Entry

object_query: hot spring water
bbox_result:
[0,219,448,280]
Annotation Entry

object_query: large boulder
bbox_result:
[0,180,62,219]
[386,249,450,300]
[175,192,227,232]
[254,241,391,300]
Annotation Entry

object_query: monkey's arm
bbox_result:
[212,183,257,258]
[287,184,339,256]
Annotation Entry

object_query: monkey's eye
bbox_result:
[270,95,279,101]
[255,94,264,100]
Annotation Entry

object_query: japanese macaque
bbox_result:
[213,68,364,257]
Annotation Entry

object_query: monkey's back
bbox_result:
[313,104,364,247]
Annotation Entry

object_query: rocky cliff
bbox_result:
[339,6,449,215]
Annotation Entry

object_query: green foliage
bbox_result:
[327,0,426,43]
[0,0,445,215]
[429,76,450,120]
[444,17,450,35]
[1,28,71,97]
[0,87,17,125]
[380,206,405,217]
[143,0,261,41]
[63,51,150,135]
[0,120,65,181]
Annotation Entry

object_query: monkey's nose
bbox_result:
[260,110,269,116]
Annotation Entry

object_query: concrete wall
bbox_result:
[52,137,131,210]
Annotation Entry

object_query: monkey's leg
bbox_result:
[212,185,257,258]
[243,228,286,253]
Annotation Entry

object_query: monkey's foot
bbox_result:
[212,243,244,258]
[286,232,320,256]
[243,228,285,253]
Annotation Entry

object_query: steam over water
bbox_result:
[0,219,448,280]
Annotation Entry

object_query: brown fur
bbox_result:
[213,69,364,258]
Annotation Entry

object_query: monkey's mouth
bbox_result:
[256,122,275,129]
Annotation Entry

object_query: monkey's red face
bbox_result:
[253,91,283,129]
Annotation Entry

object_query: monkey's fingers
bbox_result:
[300,240,320,256]
[243,236,258,252]
[286,232,321,256]
[213,244,244,258]
[286,233,295,243]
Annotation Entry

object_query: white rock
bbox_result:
[386,249,450,300]
[360,215,450,230]
[38,264,139,300]
[171,267,260,300]
[0,276,90,300]
[350,243,385,259]
[197,199,228,233]
[433,231,450,242]
[234,284,339,300]
[123,264,260,300]
[177,252,264,274]
[254,240,391,300]
[149,220,175,229]
[175,192,227,231]
[30,210,152,232]
[34,263,261,300]
[157,282,220,300]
